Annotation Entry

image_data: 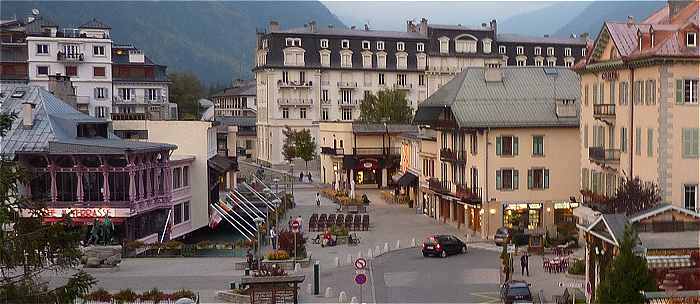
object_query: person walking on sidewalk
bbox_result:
[299,172,304,183]
[316,192,321,207]
[307,172,312,183]
[270,226,277,249]
[520,252,529,276]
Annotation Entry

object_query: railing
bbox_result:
[337,99,360,106]
[428,178,444,193]
[113,96,166,104]
[57,52,84,62]
[277,80,312,88]
[588,147,621,163]
[439,148,466,163]
[593,104,616,117]
[110,112,150,120]
[320,99,331,105]
[337,81,358,88]
[320,147,344,155]
[277,98,313,106]
[393,83,413,90]
[455,184,482,203]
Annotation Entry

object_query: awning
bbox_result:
[208,155,238,174]
[646,255,694,269]
[396,172,418,187]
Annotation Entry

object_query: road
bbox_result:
[302,247,501,303]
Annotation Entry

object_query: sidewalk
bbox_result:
[509,248,586,302]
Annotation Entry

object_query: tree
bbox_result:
[609,178,661,215]
[169,71,205,120]
[0,113,96,303]
[359,89,413,124]
[294,129,317,169]
[281,126,296,163]
[596,225,655,304]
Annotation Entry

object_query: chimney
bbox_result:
[627,16,635,26]
[544,34,550,38]
[48,74,77,108]
[269,20,279,32]
[419,18,428,35]
[351,25,356,30]
[668,0,693,20]
[580,32,589,39]
[22,102,34,129]
[364,24,369,31]
[406,20,415,32]
[490,19,497,33]
[481,22,487,28]
[484,66,502,82]
[570,33,577,39]
[309,20,317,33]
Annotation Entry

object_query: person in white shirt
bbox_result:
[270,226,277,249]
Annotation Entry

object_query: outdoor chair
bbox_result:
[345,214,354,229]
[336,215,344,228]
[328,214,336,226]
[353,215,362,231]
[362,215,369,230]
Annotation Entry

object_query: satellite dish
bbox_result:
[31,8,40,16]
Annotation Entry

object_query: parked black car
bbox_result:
[421,235,466,258]
[494,227,512,246]
[500,280,533,304]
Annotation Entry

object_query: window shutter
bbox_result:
[527,169,533,189]
[513,137,519,155]
[496,170,502,189]
[496,137,502,155]
[93,88,98,98]
[676,80,684,104]
[544,169,550,189]
[593,83,598,104]
[513,170,519,189]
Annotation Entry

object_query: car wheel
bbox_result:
[461,246,467,254]
[423,252,428,257]
[440,250,447,258]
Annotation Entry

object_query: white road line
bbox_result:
[369,258,377,304]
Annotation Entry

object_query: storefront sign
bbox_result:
[554,202,580,209]
[601,71,618,81]
[363,162,373,169]
[22,207,132,219]
[505,203,528,210]
[528,203,542,209]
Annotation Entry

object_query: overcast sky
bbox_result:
[321,1,556,31]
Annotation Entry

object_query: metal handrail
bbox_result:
[222,195,258,231]
[210,203,253,240]
[232,190,267,219]
[242,182,276,211]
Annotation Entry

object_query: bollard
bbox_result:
[367,248,373,258]
[339,291,348,303]
[324,287,335,298]
[384,242,389,253]
[346,254,352,265]
[314,261,320,295]
[294,263,301,273]
[358,250,363,259]
[306,283,312,294]
[350,296,359,303]
[410,238,416,247]
[334,257,340,267]
[396,240,401,250]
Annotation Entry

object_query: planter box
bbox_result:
[217,291,251,303]
[234,257,312,271]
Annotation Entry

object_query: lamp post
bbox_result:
[289,162,295,197]
[253,217,264,270]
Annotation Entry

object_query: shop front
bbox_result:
[503,203,543,231]
[353,158,380,185]
[421,190,439,219]
[467,204,482,232]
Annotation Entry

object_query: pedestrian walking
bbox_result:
[270,226,277,250]
[299,172,304,183]
[316,192,321,207]
[520,252,529,276]
[307,172,312,182]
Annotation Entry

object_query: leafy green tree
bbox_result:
[294,129,317,169]
[595,225,655,304]
[169,71,205,120]
[0,113,96,303]
[359,89,413,124]
[281,126,296,162]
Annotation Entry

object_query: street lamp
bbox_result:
[253,217,265,270]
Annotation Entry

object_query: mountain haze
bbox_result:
[1,1,344,85]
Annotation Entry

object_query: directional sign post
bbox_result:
[354,257,367,270]
[355,272,367,304]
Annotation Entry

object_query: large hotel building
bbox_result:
[254,18,589,165]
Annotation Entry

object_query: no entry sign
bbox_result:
[291,219,300,232]
[354,273,367,285]
[354,258,367,270]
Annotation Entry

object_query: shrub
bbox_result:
[170,289,196,299]
[84,288,112,301]
[278,230,307,258]
[141,287,166,303]
[164,240,184,250]
[125,240,145,251]
[330,225,348,237]
[196,240,212,249]
[266,250,290,260]
[568,259,585,275]
[113,289,138,303]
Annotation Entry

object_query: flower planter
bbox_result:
[217,291,251,303]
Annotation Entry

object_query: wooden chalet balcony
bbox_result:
[589,147,621,165]
[440,148,466,163]
[593,104,616,122]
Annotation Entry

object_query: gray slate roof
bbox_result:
[79,18,111,29]
[273,27,426,40]
[211,80,257,98]
[352,123,417,134]
[0,85,174,157]
[601,214,628,245]
[415,67,580,128]
[497,33,588,45]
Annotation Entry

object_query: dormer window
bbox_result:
[417,43,424,52]
[285,38,302,47]
[534,47,541,56]
[397,42,405,51]
[362,40,370,50]
[687,32,697,47]
[547,47,555,56]
[516,46,524,55]
[341,39,350,49]
[499,45,506,54]
[582,48,587,57]
[439,37,449,54]
[320,39,329,49]
[565,47,572,57]
[262,39,268,49]
[377,41,385,51]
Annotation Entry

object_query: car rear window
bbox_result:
[508,287,531,298]
[497,228,509,235]
[424,237,438,245]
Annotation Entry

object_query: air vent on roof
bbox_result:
[543,68,559,76]
[11,90,26,98]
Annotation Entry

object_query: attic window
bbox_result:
[341,40,350,49]
[687,32,697,47]
[77,123,108,138]
[11,90,26,98]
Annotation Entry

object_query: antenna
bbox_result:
[31,8,40,16]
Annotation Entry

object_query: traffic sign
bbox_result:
[354,273,367,285]
[291,219,300,232]
[354,257,367,270]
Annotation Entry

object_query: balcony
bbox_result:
[337,81,358,89]
[589,147,621,165]
[439,148,466,163]
[111,112,150,120]
[593,104,616,123]
[455,184,482,203]
[428,178,445,193]
[278,80,313,88]
[76,96,91,105]
[57,52,84,62]
[113,96,166,104]
[320,99,331,105]
[277,98,313,106]
[338,99,360,107]
[393,83,413,90]
[321,147,344,156]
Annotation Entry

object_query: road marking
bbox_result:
[470,291,501,303]
[383,271,418,287]
[369,258,377,304]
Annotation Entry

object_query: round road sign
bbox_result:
[355,273,367,285]
[291,219,300,232]
[354,257,367,270]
